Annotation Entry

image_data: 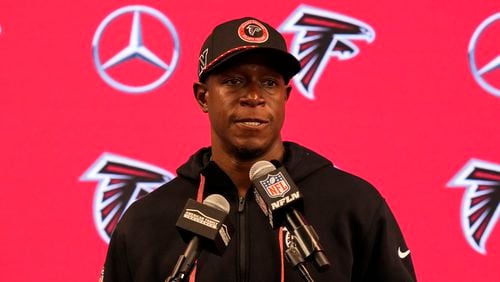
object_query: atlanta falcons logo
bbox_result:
[448,159,500,254]
[81,153,174,242]
[246,25,262,36]
[280,5,375,99]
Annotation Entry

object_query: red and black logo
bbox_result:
[81,153,174,242]
[238,19,269,43]
[448,159,500,254]
[281,5,375,99]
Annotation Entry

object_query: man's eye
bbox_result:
[262,79,278,87]
[224,78,242,86]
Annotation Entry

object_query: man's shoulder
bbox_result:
[116,176,197,229]
[285,141,381,198]
[306,164,382,199]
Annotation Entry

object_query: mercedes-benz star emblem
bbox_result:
[92,5,180,94]
[468,13,500,97]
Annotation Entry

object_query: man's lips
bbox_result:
[234,118,268,127]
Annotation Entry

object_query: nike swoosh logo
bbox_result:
[398,247,411,259]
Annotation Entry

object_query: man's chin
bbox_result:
[233,146,265,161]
[230,139,269,160]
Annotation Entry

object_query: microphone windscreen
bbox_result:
[249,160,276,180]
[203,194,230,214]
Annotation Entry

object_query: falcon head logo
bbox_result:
[246,24,262,36]
[81,153,174,242]
[280,5,375,99]
[448,159,500,254]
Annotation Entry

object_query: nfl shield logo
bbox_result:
[259,172,291,198]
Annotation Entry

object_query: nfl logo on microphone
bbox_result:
[260,172,291,198]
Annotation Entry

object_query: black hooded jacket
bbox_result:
[103,142,416,281]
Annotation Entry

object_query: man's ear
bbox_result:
[193,82,208,113]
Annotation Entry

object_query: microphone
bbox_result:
[166,194,233,282]
[249,161,330,274]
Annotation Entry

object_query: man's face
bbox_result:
[195,53,291,160]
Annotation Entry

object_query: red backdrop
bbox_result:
[1,1,498,281]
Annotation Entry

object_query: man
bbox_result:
[102,17,416,281]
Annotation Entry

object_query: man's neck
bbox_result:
[211,144,285,197]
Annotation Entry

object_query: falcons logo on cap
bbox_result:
[448,159,500,254]
[246,24,262,36]
[280,5,375,99]
[81,153,174,243]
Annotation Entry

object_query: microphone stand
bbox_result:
[165,254,187,282]
[165,237,201,282]
[284,210,331,281]
[285,242,315,282]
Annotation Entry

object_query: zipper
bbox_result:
[237,196,247,282]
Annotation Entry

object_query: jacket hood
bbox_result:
[176,142,333,183]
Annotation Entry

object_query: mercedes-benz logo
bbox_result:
[468,13,500,97]
[92,5,180,94]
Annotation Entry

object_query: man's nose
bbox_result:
[240,82,265,106]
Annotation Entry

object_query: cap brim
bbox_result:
[200,47,301,82]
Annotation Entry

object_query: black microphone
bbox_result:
[249,161,330,274]
[166,194,233,282]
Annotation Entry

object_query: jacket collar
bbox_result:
[176,142,333,184]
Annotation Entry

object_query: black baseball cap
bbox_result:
[197,17,301,82]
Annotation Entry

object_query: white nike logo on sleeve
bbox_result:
[398,247,411,259]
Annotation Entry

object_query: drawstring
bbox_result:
[279,227,285,282]
[188,174,206,282]
[189,174,285,282]
[196,174,206,203]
